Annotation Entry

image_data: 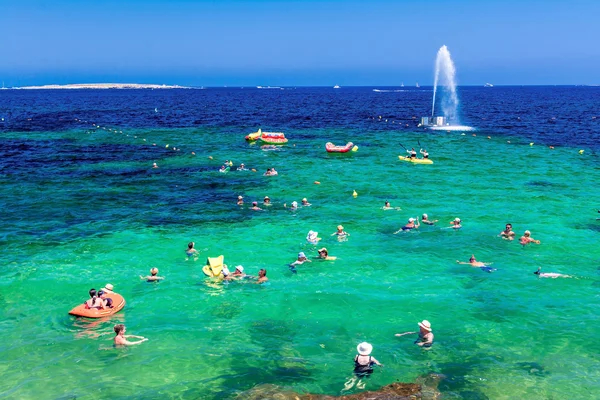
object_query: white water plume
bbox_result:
[431,45,459,122]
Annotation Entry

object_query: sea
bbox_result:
[0,86,599,399]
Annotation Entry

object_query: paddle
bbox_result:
[399,143,407,151]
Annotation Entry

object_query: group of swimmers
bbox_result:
[237,195,311,211]
[393,213,460,233]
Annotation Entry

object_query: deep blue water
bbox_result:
[1,86,599,149]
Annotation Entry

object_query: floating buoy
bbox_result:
[251,169,256,172]
[549,146,554,149]
[166,144,169,148]
[472,134,476,137]
[191,152,195,155]
[530,142,534,146]
[579,150,584,154]
[487,136,491,139]
[209,156,213,160]
[352,145,358,152]
[314,181,321,185]
[352,190,358,197]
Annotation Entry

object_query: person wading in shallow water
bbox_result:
[113,324,148,346]
[395,320,434,347]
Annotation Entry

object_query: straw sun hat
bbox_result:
[418,320,432,331]
[357,342,373,356]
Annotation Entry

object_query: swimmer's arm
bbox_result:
[456,260,469,265]
[124,335,145,339]
[371,357,383,366]
[393,229,402,234]
[139,275,147,280]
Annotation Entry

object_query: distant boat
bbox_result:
[333,85,340,89]
[401,82,404,87]
[416,82,420,88]
[257,86,281,89]
[484,83,494,87]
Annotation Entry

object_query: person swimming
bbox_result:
[457,255,496,272]
[306,230,321,245]
[237,163,247,171]
[186,241,199,257]
[251,201,263,211]
[394,217,419,233]
[395,320,434,348]
[534,267,571,278]
[500,223,516,240]
[113,324,148,346]
[382,201,401,210]
[421,214,438,225]
[256,269,268,284]
[450,218,462,229]
[140,267,164,282]
[301,198,311,206]
[331,225,350,239]
[520,230,541,246]
[263,196,272,206]
[237,195,244,206]
[317,247,337,261]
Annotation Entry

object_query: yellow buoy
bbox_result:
[314,181,321,185]
[209,156,213,160]
[352,145,358,152]
[352,190,358,197]
[579,150,584,154]
[166,144,169,148]
[530,142,534,146]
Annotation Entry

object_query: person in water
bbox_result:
[421,214,438,225]
[500,223,516,240]
[256,269,268,283]
[306,230,321,245]
[331,225,350,238]
[394,217,419,233]
[450,218,462,229]
[250,201,263,211]
[270,168,278,175]
[219,165,227,173]
[263,196,272,206]
[237,195,244,206]
[237,163,247,171]
[407,148,417,158]
[420,148,429,159]
[231,265,246,278]
[113,324,148,346]
[456,254,491,267]
[382,201,401,211]
[395,320,434,347]
[317,247,337,260]
[302,198,311,206]
[186,241,199,257]
[152,162,158,169]
[520,230,541,245]
[534,267,571,278]
[353,342,383,376]
[140,267,164,282]
[101,284,114,294]
[290,252,311,267]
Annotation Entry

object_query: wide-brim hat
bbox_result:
[235,265,244,273]
[302,198,308,202]
[264,196,270,200]
[454,218,461,222]
[103,284,114,291]
[357,342,373,356]
[238,195,243,199]
[298,252,306,259]
[307,231,318,239]
[418,320,432,331]
[318,248,327,253]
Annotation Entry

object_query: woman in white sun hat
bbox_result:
[353,342,383,376]
[395,320,434,347]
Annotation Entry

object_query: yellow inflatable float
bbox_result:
[202,255,226,278]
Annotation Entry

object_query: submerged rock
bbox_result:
[236,374,443,399]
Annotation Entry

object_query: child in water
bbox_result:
[140,268,164,282]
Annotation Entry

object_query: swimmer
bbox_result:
[421,214,438,225]
[395,320,434,347]
[306,230,321,245]
[290,201,298,210]
[237,195,244,206]
[301,198,311,206]
[456,255,493,268]
[420,148,429,159]
[231,265,246,277]
[152,162,158,169]
[520,230,541,245]
[317,247,337,261]
[186,241,199,257]
[101,283,114,294]
[382,201,401,211]
[534,267,572,278]
[500,223,516,240]
[250,201,263,211]
[219,165,227,173]
[263,196,272,206]
[406,147,417,158]
[140,267,164,282]
[113,324,148,346]
[450,218,462,229]
[353,342,383,377]
[331,225,350,238]
[290,252,311,267]
[237,163,247,171]
[394,217,419,234]
[221,266,233,281]
[270,168,278,176]
[256,268,268,284]
[263,168,273,176]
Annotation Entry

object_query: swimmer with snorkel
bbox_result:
[534,267,571,278]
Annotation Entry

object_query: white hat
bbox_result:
[418,320,432,331]
[103,283,114,291]
[409,218,415,222]
[307,231,318,240]
[298,252,306,259]
[222,266,231,276]
[524,230,531,235]
[238,195,243,199]
[357,342,373,356]
[235,265,244,273]
[422,213,428,218]
[292,201,298,207]
[454,218,461,222]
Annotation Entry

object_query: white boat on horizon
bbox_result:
[401,82,404,87]
[484,83,494,87]
[333,85,340,89]
[416,82,420,88]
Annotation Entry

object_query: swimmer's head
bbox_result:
[252,201,258,206]
[89,288,97,298]
[188,242,194,249]
[151,267,159,275]
[318,248,328,256]
[409,218,415,222]
[506,224,512,229]
[264,196,270,202]
[534,267,541,275]
[298,252,307,260]
[469,255,476,262]
[337,225,344,231]
[422,213,428,219]
[291,201,298,207]
[524,230,531,236]
[385,201,390,206]
[222,266,231,277]
[238,195,243,200]
[259,268,267,277]
[114,324,125,335]
[235,265,244,273]
[454,218,461,222]
[302,198,308,204]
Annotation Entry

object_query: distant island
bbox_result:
[11,83,190,90]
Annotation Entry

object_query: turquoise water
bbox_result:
[1,124,599,399]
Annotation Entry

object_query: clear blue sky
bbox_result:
[1,0,598,86]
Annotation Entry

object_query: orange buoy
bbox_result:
[314,181,321,185]
[68,293,125,318]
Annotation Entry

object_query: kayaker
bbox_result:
[114,324,148,346]
[420,148,429,159]
[406,148,417,158]
[499,223,516,240]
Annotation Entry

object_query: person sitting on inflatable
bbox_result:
[101,283,114,294]
[140,267,164,282]
[114,324,148,347]
[84,288,104,309]
[317,248,337,261]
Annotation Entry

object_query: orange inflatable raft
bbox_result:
[68,293,126,318]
